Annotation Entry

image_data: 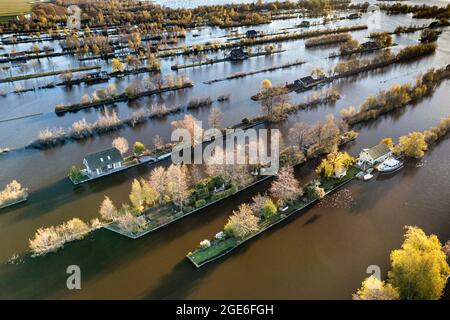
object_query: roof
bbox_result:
[366,143,391,160]
[84,147,123,169]
[295,76,315,86]
[230,47,246,54]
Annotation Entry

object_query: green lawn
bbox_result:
[189,238,238,265]
[0,0,31,17]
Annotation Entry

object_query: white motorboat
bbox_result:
[376,158,403,173]
[363,173,373,181]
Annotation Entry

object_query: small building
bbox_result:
[245,30,258,38]
[348,13,361,20]
[357,143,392,167]
[360,41,380,51]
[294,76,316,89]
[229,47,249,61]
[299,21,310,28]
[83,147,123,177]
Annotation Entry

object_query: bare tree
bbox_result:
[99,196,118,221]
[289,122,310,148]
[149,166,166,204]
[166,164,190,211]
[208,107,224,129]
[112,136,129,155]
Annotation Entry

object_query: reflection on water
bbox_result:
[0,6,449,299]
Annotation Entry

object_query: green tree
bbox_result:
[261,198,277,219]
[388,226,450,300]
[133,141,146,156]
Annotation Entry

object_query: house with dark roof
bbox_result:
[245,30,258,38]
[83,147,123,177]
[347,13,361,20]
[228,48,249,61]
[293,76,316,89]
[357,143,392,166]
[299,21,310,27]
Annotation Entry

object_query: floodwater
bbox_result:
[0,4,449,299]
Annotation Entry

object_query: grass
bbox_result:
[0,0,31,18]
[188,238,238,265]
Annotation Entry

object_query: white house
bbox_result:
[357,143,392,167]
[83,147,123,177]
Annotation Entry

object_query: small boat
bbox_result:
[363,173,374,181]
[376,158,403,173]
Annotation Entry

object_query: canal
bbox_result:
[0,1,449,299]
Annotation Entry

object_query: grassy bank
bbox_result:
[188,166,360,267]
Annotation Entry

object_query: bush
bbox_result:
[68,166,84,182]
[195,187,210,200]
[261,198,277,219]
[200,239,211,249]
[195,199,207,208]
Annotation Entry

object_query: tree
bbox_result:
[388,226,450,300]
[171,114,203,146]
[311,67,325,79]
[166,164,190,211]
[260,79,272,93]
[149,166,166,204]
[289,122,310,148]
[353,275,400,300]
[224,204,259,239]
[208,107,224,129]
[270,166,302,204]
[153,135,164,150]
[99,196,118,221]
[380,137,394,149]
[395,132,428,158]
[140,179,159,208]
[316,150,354,178]
[133,141,146,156]
[111,58,125,73]
[112,137,129,155]
[129,179,145,213]
[261,198,277,219]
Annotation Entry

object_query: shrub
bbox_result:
[187,96,213,109]
[195,187,210,200]
[200,239,211,249]
[261,198,277,219]
[70,118,93,139]
[195,199,207,208]
[68,166,84,182]
[217,94,230,102]
[0,180,28,207]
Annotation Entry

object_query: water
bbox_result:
[0,7,449,299]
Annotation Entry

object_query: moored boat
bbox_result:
[376,158,403,173]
